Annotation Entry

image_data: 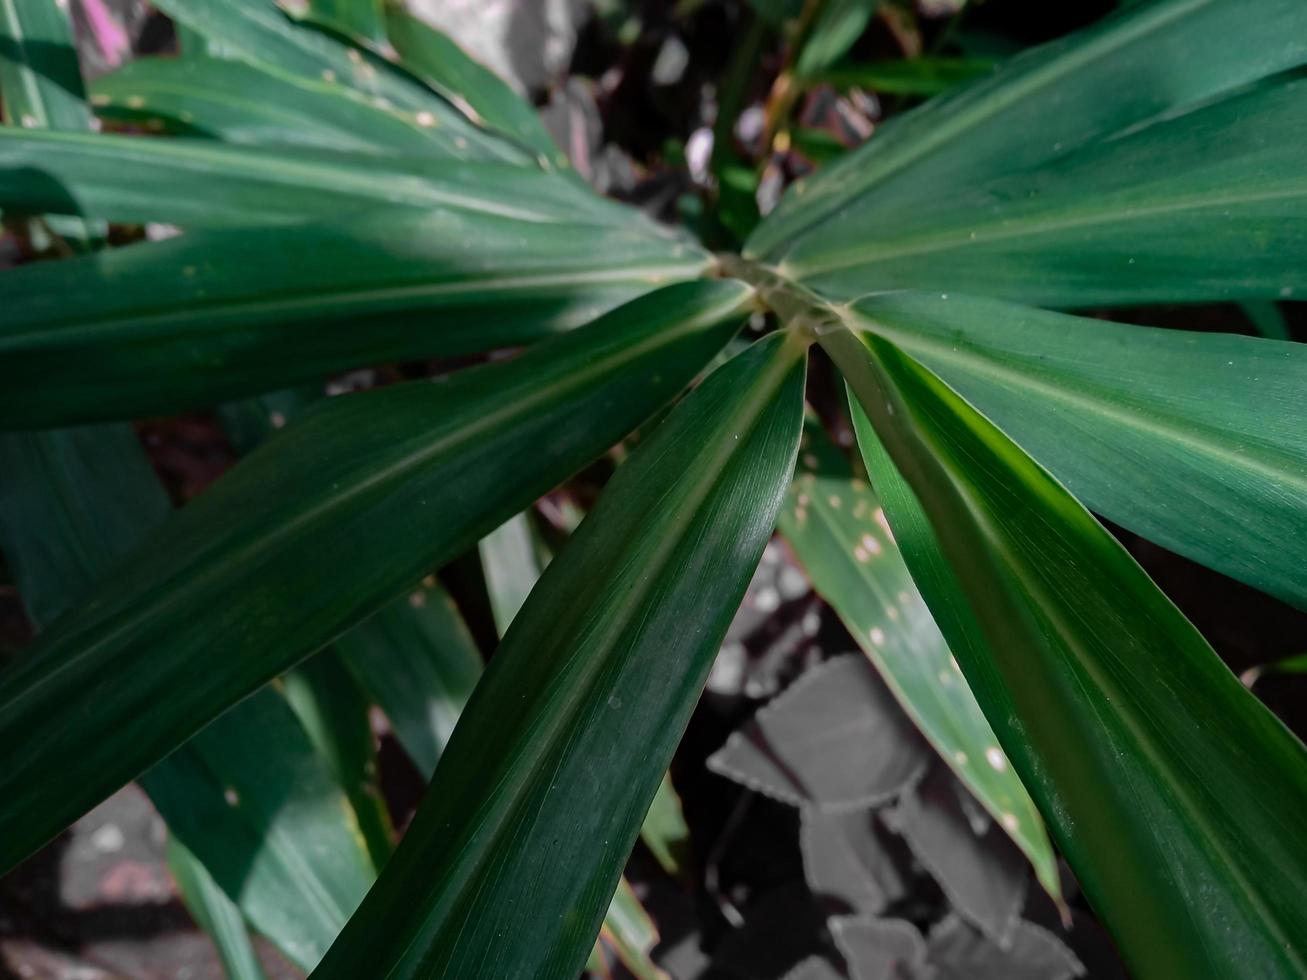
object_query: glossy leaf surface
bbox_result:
[382,7,564,164]
[0,424,377,969]
[90,56,448,153]
[750,0,1307,264]
[777,419,1057,894]
[824,325,1307,979]
[0,208,707,427]
[312,332,806,979]
[0,279,752,874]
[0,127,631,228]
[841,291,1307,610]
[776,72,1307,305]
[149,0,523,162]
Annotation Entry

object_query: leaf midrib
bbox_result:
[782,182,1307,277]
[0,129,568,223]
[386,337,801,978]
[759,0,1212,260]
[1,261,709,347]
[0,288,752,719]
[847,310,1307,497]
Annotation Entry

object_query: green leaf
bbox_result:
[839,292,1307,610]
[0,208,707,428]
[642,774,691,879]
[0,278,752,876]
[149,0,525,163]
[311,330,805,979]
[282,654,395,868]
[297,0,386,46]
[817,57,997,97]
[599,880,669,980]
[382,7,565,166]
[823,324,1307,979]
[0,0,92,131]
[749,0,1307,270]
[140,692,378,969]
[794,0,877,79]
[167,836,270,980]
[479,511,544,635]
[0,424,378,969]
[777,419,1058,897]
[89,56,453,154]
[1242,300,1292,341]
[0,127,636,228]
[0,0,102,246]
[772,72,1307,305]
[0,426,170,626]
[335,580,484,778]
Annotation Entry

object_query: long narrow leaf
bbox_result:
[0,208,707,428]
[0,127,630,228]
[167,836,270,980]
[0,425,377,969]
[822,324,1307,979]
[0,0,102,246]
[90,56,452,154]
[777,419,1059,898]
[750,0,1307,262]
[149,0,523,163]
[312,330,807,979]
[779,72,1307,305]
[380,7,564,165]
[839,291,1307,609]
[0,278,751,875]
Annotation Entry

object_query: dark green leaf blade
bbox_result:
[0,127,632,228]
[300,0,386,46]
[777,420,1058,895]
[793,0,877,79]
[824,325,1307,979]
[0,209,707,428]
[312,331,807,980]
[335,580,483,779]
[89,56,451,154]
[750,0,1307,263]
[0,424,379,969]
[0,0,102,247]
[780,72,1307,305]
[149,0,524,163]
[0,279,752,875]
[382,7,564,165]
[840,292,1307,609]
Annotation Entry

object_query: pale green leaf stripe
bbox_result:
[840,291,1307,610]
[826,325,1307,979]
[780,73,1307,304]
[312,332,806,979]
[167,836,270,980]
[0,127,629,228]
[777,420,1059,900]
[749,0,1307,262]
